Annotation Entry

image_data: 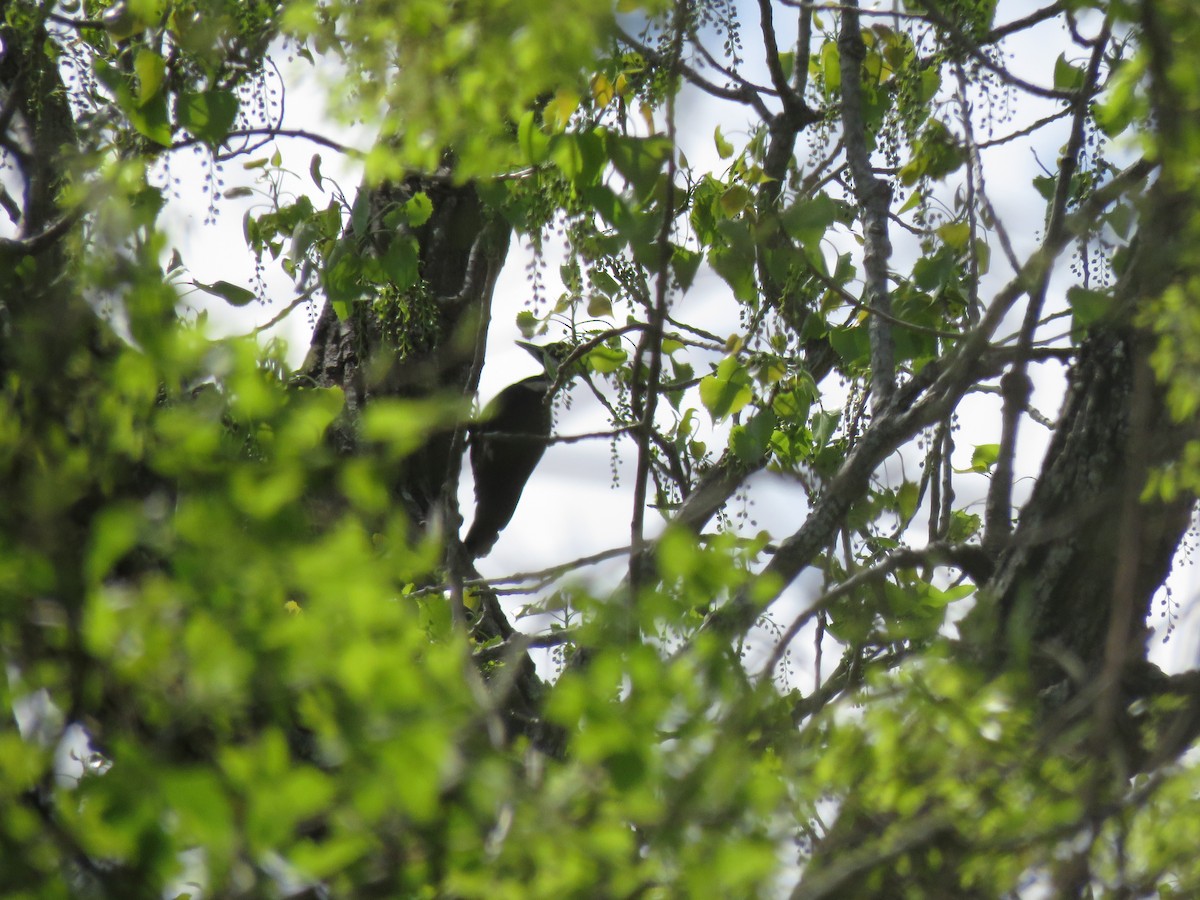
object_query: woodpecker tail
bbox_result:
[463,515,501,559]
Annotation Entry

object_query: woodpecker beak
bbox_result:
[515,340,543,358]
[515,340,562,378]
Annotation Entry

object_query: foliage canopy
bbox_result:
[5,1,1200,897]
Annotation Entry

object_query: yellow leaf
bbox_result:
[714,126,734,159]
[639,103,655,133]
[545,89,579,132]
[937,221,971,249]
[591,74,614,108]
[587,294,614,318]
[719,185,753,217]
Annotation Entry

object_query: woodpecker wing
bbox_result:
[463,374,555,557]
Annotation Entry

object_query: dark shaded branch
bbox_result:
[838,3,895,408]
[790,812,951,900]
[985,18,1110,555]
[757,0,805,120]
[986,2,1068,43]
[977,108,1072,149]
[472,628,579,665]
[0,210,81,259]
[171,127,358,157]
[630,2,684,598]
[915,2,1079,102]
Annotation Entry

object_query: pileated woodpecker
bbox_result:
[463,341,576,558]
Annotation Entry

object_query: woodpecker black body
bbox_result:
[463,342,574,558]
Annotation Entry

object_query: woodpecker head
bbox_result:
[515,340,579,382]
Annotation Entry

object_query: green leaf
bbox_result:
[588,269,618,295]
[1106,202,1134,239]
[1067,286,1111,328]
[731,408,777,463]
[404,192,434,227]
[899,120,964,186]
[897,481,919,521]
[898,189,924,214]
[1053,53,1085,91]
[819,41,841,95]
[587,294,614,318]
[133,48,165,107]
[379,235,420,289]
[543,88,579,132]
[322,242,365,305]
[780,193,837,242]
[709,220,757,302]
[516,310,538,338]
[608,135,671,201]
[176,89,239,144]
[671,245,701,290]
[87,504,141,585]
[699,356,753,420]
[931,583,976,605]
[719,185,753,218]
[778,51,795,82]
[585,344,627,373]
[517,110,550,164]
[714,126,735,160]
[937,221,971,250]
[128,93,173,146]
[947,510,982,541]
[102,2,144,39]
[810,409,840,449]
[192,280,257,307]
[772,384,812,424]
[551,130,606,186]
[960,443,1000,474]
[350,193,371,239]
[1096,66,1139,137]
[828,326,871,367]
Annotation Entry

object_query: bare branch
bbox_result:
[171,127,359,157]
[916,3,1079,102]
[986,2,1068,43]
[614,24,774,121]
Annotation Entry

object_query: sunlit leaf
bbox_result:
[700,356,754,420]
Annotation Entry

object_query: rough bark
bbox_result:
[296,174,562,746]
[978,190,1198,688]
[800,173,1200,896]
[300,175,510,524]
[985,327,1193,682]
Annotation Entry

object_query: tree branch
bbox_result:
[838,3,895,409]
[984,18,1111,555]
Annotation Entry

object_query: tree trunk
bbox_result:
[978,192,1197,688]
[984,326,1193,684]
[301,175,510,528]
